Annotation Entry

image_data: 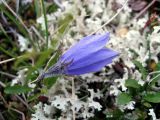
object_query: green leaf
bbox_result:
[43,77,58,89]
[150,62,160,84]
[106,109,124,119]
[0,46,15,57]
[34,0,41,18]
[14,51,37,68]
[28,93,42,102]
[0,25,14,45]
[117,93,132,105]
[35,48,53,68]
[4,85,32,94]
[47,3,58,13]
[144,92,160,103]
[129,48,139,58]
[26,49,55,76]
[143,102,152,108]
[125,79,141,88]
[133,60,147,80]
[135,108,148,120]
[57,13,73,36]
[47,49,60,68]
[156,62,160,71]
[41,0,49,49]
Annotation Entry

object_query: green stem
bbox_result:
[41,0,49,49]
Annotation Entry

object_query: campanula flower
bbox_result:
[39,32,118,80]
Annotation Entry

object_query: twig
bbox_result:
[151,86,160,91]
[72,78,76,120]
[29,26,42,51]
[15,95,30,109]
[10,108,25,120]
[0,112,5,120]
[30,26,46,43]
[149,70,160,75]
[0,71,16,78]
[149,74,160,83]
[0,81,32,111]
[1,0,38,49]
[1,0,30,35]
[0,92,7,105]
[54,0,64,10]
[0,56,22,64]
[0,58,15,64]
[0,81,6,88]
[1,12,8,24]
[134,0,157,19]
[16,0,20,14]
[89,0,129,35]
[0,92,26,120]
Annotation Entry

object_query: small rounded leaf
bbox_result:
[4,85,32,94]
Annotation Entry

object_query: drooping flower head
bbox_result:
[40,32,118,80]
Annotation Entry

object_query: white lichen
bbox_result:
[148,109,157,120]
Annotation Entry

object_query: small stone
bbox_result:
[116,27,128,38]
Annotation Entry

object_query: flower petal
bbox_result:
[60,33,110,62]
[65,56,115,75]
[67,48,118,70]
